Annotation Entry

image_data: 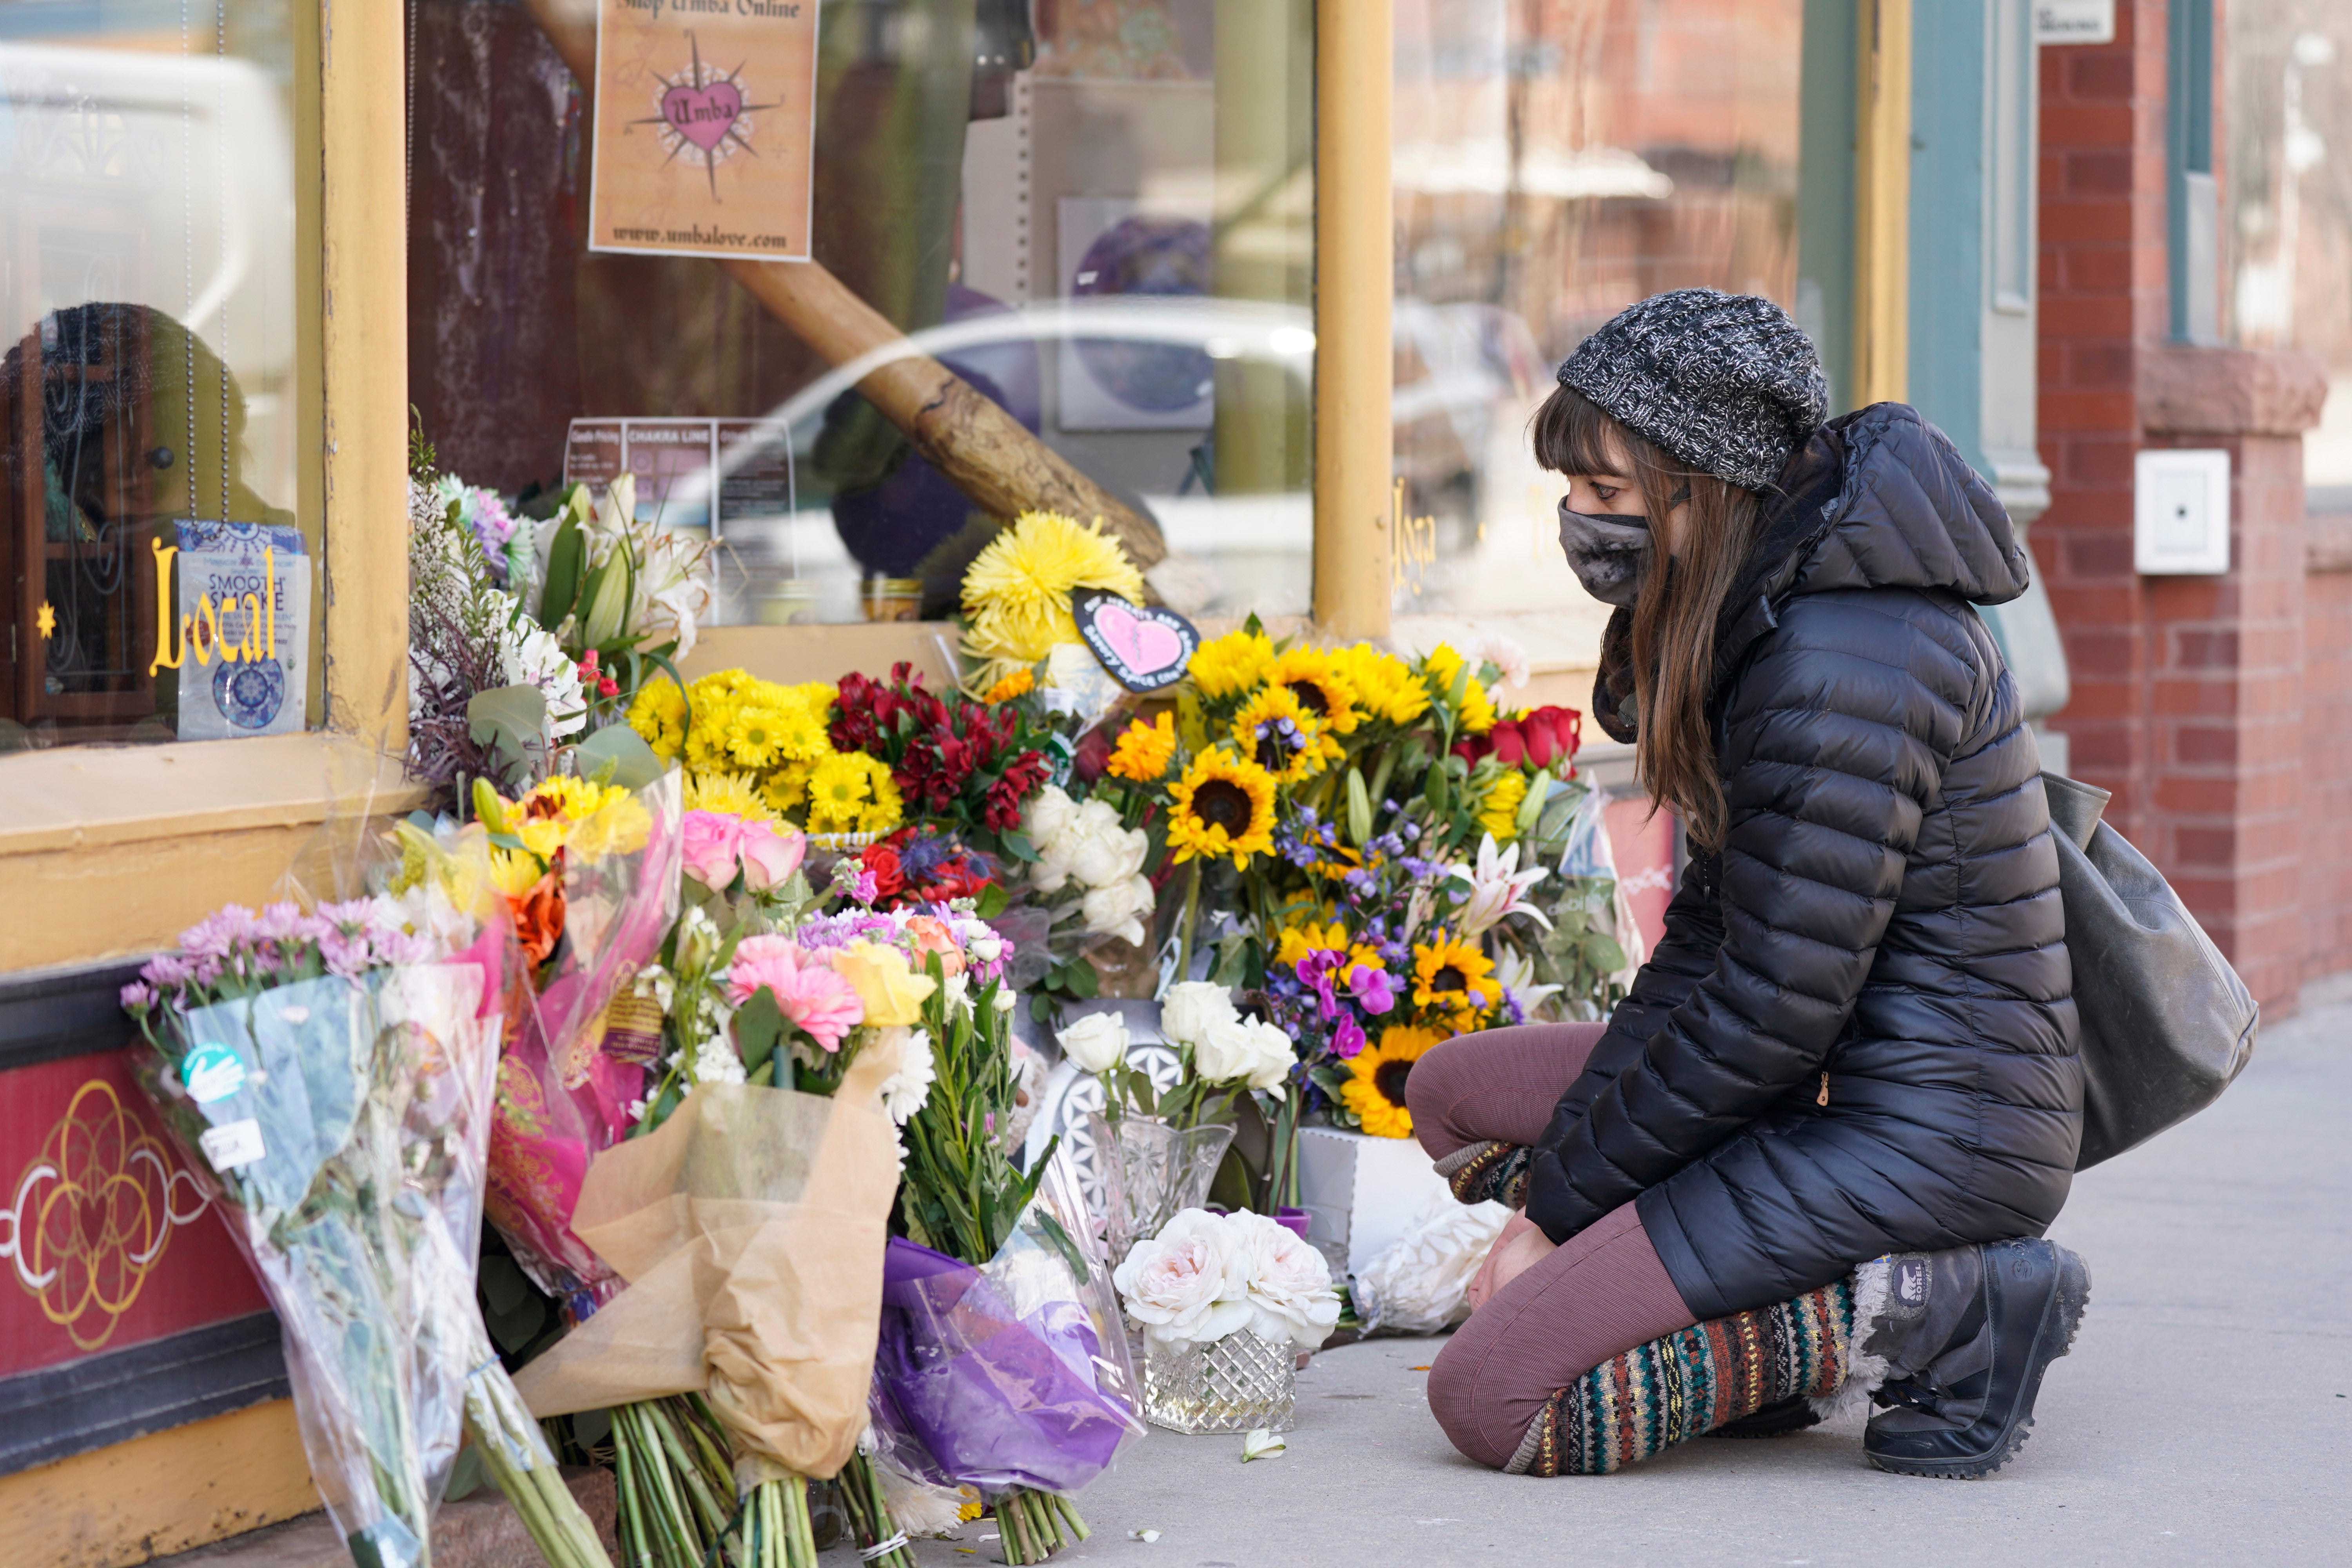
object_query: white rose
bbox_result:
[1160,981,1239,1048]
[1079,874,1155,947]
[1056,1011,1128,1074]
[1064,801,1147,888]
[1197,1017,1296,1091]
[1114,1209,1251,1347]
[1229,1210,1341,1349]
[1024,786,1080,892]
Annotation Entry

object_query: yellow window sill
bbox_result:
[0,733,426,970]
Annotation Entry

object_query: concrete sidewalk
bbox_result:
[913,978,2352,1568]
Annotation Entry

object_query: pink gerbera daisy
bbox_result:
[727,936,864,1053]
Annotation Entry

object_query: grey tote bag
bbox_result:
[2042,772,2259,1169]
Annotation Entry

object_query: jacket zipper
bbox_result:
[1816,1071,1830,1107]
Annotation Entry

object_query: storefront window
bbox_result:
[0,2,312,750]
[408,0,1312,630]
[1391,0,1804,623]
[2226,2,2352,504]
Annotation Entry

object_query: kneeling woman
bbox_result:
[1408,290,2086,1479]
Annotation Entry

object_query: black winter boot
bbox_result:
[1846,1238,2090,1479]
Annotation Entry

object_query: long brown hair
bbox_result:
[1533,387,1760,849]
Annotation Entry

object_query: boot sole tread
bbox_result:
[1866,1243,2091,1481]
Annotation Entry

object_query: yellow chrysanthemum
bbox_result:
[1187,628,1274,702]
[860,767,906,835]
[1478,770,1529,842]
[1337,644,1430,727]
[1106,711,1178,782]
[960,511,1147,688]
[1269,646,1362,735]
[682,771,777,822]
[984,667,1036,704]
[1420,644,1495,735]
[1341,1024,1444,1138]
[771,685,838,761]
[488,848,545,899]
[1229,684,1335,784]
[515,818,566,863]
[764,760,815,814]
[1412,933,1502,1029]
[527,775,633,821]
[566,795,653,862]
[727,705,791,769]
[1166,748,1278,869]
[806,752,901,835]
[628,678,689,758]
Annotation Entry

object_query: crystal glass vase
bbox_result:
[1084,1113,1234,1262]
[1141,1330,1299,1435]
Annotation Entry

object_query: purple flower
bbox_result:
[1332,1013,1366,1059]
[179,906,259,960]
[120,981,156,1011]
[1346,963,1397,1014]
[852,869,880,904]
[318,930,374,978]
[142,952,193,989]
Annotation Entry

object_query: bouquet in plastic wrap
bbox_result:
[121,874,612,1568]
[879,916,1142,1564]
[514,903,956,1568]
[468,769,684,1307]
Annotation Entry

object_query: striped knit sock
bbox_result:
[1434,1140,1534,1209]
[1504,1278,1854,1476]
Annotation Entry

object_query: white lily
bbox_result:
[1493,944,1564,1020]
[1449,832,1552,937]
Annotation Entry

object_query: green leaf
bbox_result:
[1059,958,1100,999]
[1000,829,1040,864]
[1030,993,1054,1023]
[973,881,1011,919]
[1033,1208,1092,1287]
[468,684,549,781]
[443,1441,492,1503]
[735,987,785,1073]
[1210,931,1250,990]
[574,724,665,791]
[537,515,585,628]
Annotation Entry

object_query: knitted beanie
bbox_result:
[1555,289,1829,492]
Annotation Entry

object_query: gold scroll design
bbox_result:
[2,1080,213,1351]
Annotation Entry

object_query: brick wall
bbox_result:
[2305,571,2352,984]
[2036,1,2333,1008]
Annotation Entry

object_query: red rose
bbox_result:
[862,844,907,900]
[1522,705,1582,769]
[1487,720,1527,769]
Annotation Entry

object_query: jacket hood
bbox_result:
[1713,402,2031,688]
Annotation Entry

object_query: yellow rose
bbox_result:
[831,941,938,1027]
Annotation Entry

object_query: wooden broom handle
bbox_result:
[512,0,1167,569]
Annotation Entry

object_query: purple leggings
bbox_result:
[1406,1023,1699,1469]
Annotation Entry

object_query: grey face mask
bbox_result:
[1557,499,1653,607]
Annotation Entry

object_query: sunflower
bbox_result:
[1187,628,1275,701]
[984,667,1036,704]
[1269,645,1362,735]
[1334,644,1430,727]
[1228,685,1335,784]
[1341,1023,1443,1138]
[1167,748,1278,868]
[960,511,1147,689]
[1273,919,1381,975]
[1477,770,1530,842]
[1420,643,1496,735]
[1412,932,1502,1028]
[683,771,777,822]
[1107,711,1178,782]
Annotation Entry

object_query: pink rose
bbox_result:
[681,809,746,891]
[738,819,807,893]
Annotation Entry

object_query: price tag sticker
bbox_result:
[199,1118,267,1171]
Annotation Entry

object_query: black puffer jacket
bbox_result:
[1523,403,2080,1320]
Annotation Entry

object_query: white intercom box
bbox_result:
[2134,448,2232,575]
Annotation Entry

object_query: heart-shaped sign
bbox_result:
[662,80,744,153]
[1073,589,1199,692]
